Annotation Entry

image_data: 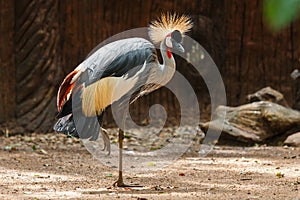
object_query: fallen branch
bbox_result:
[200,101,300,142]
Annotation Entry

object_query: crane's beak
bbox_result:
[173,41,185,53]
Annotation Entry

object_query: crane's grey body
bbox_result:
[80,38,157,86]
[77,37,177,111]
[54,37,177,141]
[54,13,192,187]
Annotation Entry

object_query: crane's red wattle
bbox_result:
[167,49,172,59]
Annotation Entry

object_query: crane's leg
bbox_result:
[113,113,142,187]
[113,128,126,187]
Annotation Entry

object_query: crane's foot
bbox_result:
[113,179,142,187]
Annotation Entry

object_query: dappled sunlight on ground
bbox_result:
[0,133,299,199]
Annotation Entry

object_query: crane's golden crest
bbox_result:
[148,13,193,44]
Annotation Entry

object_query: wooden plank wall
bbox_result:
[223,0,298,105]
[0,0,299,132]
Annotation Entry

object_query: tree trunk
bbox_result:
[13,0,60,132]
[0,0,15,124]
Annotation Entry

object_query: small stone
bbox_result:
[284,132,300,147]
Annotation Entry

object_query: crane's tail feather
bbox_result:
[54,112,105,143]
[57,70,80,112]
[53,113,111,155]
[53,114,79,138]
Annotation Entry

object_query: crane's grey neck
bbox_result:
[160,40,175,69]
[151,40,176,86]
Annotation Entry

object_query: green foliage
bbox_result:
[264,0,300,31]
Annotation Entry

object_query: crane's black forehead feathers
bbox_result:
[171,30,182,43]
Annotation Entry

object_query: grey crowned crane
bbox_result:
[54,13,193,187]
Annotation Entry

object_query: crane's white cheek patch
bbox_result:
[81,76,138,116]
[165,37,173,48]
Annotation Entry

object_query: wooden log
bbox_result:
[291,69,300,110]
[247,86,289,107]
[200,101,300,142]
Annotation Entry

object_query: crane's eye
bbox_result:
[171,30,182,43]
[165,36,173,48]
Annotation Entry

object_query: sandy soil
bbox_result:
[0,133,299,200]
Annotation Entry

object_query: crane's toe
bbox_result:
[113,179,143,188]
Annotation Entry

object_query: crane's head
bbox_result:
[148,13,193,53]
[165,30,184,53]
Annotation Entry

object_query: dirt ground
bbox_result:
[0,132,299,200]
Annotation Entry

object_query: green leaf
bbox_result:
[276,171,284,178]
[147,162,156,166]
[4,146,12,151]
[150,146,161,151]
[124,133,131,139]
[264,0,300,31]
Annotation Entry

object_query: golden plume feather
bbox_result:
[148,13,193,44]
